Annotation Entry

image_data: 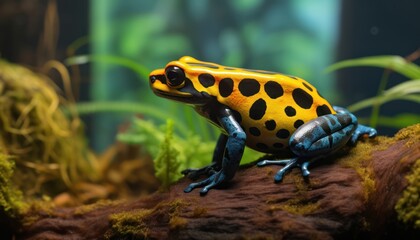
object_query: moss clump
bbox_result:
[340,124,420,203]
[268,198,320,215]
[20,198,55,227]
[105,199,189,239]
[105,209,153,239]
[0,152,28,219]
[287,199,319,215]
[395,158,420,229]
[394,123,420,147]
[0,59,95,197]
[74,199,121,216]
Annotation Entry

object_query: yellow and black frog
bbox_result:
[149,56,376,195]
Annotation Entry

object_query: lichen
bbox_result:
[395,158,420,229]
[0,152,28,219]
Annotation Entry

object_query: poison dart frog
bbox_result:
[149,56,377,195]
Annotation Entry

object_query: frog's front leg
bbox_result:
[181,134,227,180]
[184,108,246,195]
[259,107,376,182]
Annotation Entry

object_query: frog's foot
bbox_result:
[181,162,218,180]
[349,124,377,145]
[184,171,226,196]
[257,158,310,183]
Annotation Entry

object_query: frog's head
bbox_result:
[149,56,219,105]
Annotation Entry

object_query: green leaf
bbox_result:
[348,79,420,112]
[65,55,150,80]
[326,55,420,79]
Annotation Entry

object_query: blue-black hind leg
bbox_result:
[258,106,376,182]
[333,106,377,145]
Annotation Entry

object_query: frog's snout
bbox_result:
[149,75,157,84]
[149,73,167,86]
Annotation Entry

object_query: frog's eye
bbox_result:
[165,66,185,88]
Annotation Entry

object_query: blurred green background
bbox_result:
[90,0,340,151]
[0,0,419,152]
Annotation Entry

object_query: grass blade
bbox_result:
[348,80,420,112]
[326,55,420,79]
[65,55,150,81]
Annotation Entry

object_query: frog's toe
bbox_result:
[274,169,287,183]
[200,177,223,196]
[184,171,225,196]
[350,125,377,145]
[300,161,310,177]
[273,158,299,183]
[184,177,212,193]
[257,159,291,167]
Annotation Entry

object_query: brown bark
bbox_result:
[17,125,420,240]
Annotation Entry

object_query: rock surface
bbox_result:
[17,125,420,240]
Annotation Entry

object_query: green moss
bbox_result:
[340,124,420,203]
[269,198,320,215]
[105,209,153,239]
[394,123,420,147]
[104,198,189,239]
[20,199,55,227]
[0,152,28,219]
[74,199,120,216]
[395,158,420,229]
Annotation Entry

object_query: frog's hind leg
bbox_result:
[257,158,310,182]
[258,109,359,183]
[333,106,377,145]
